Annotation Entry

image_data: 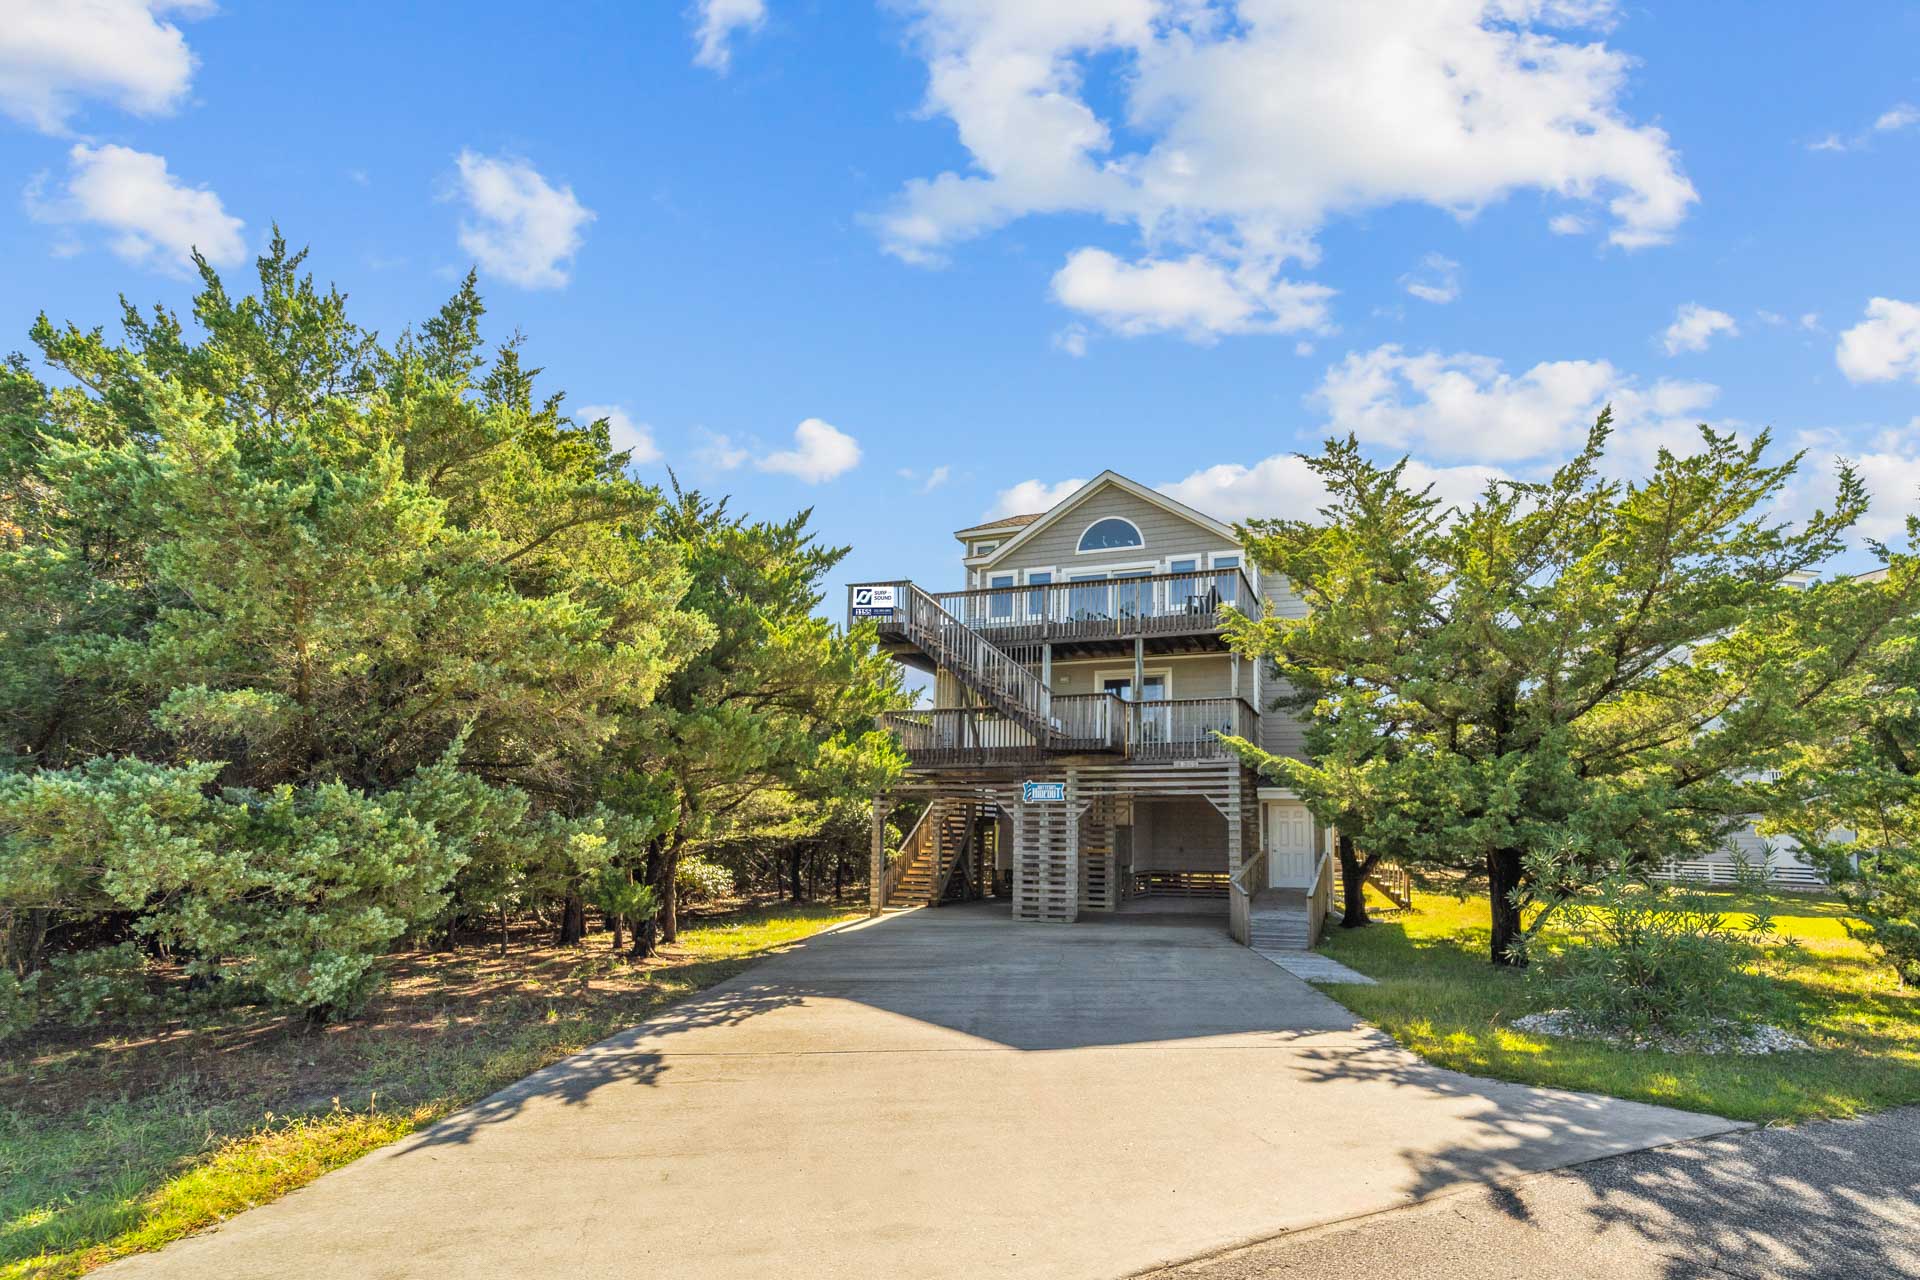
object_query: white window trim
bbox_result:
[973,540,999,556]
[1075,516,1146,555]
[1022,565,1058,584]
[1208,548,1256,593]
[1092,665,1174,699]
[1066,560,1157,579]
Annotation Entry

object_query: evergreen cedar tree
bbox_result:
[1223,418,1920,966]
[1763,529,1920,983]
[0,235,904,1020]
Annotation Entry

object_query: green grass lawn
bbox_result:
[1318,888,1920,1123]
[0,902,860,1280]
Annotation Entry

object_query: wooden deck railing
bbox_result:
[881,693,1126,765]
[1127,696,1257,761]
[922,568,1257,644]
[881,695,1251,765]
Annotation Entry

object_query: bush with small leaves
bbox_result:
[675,856,733,907]
[1515,847,1781,1042]
[0,970,40,1040]
[45,943,158,1024]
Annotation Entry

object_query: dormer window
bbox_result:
[1077,517,1144,552]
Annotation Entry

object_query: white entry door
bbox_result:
[1265,801,1315,889]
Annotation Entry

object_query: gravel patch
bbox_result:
[1510,1009,1810,1054]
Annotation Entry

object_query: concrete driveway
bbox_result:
[107,904,1742,1280]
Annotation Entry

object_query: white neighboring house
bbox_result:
[1654,567,1888,891]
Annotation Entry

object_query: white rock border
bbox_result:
[1510,1009,1810,1055]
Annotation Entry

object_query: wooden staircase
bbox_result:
[1247,889,1315,951]
[1330,857,1414,913]
[888,583,1054,741]
[884,799,983,908]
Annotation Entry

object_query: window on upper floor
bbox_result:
[1077,517,1144,552]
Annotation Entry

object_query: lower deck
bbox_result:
[870,761,1336,948]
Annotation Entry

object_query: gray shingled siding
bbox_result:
[1256,574,1311,761]
[1046,654,1236,700]
[981,487,1235,582]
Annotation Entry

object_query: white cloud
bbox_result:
[758,417,861,483]
[1809,103,1919,153]
[1313,343,1719,465]
[0,0,209,134]
[989,477,1086,518]
[577,404,661,466]
[1401,253,1461,305]
[1836,298,1920,384]
[1850,434,1920,543]
[698,431,750,471]
[691,0,766,72]
[1800,312,1823,332]
[1874,103,1919,133]
[1661,302,1738,355]
[1159,452,1505,524]
[1052,323,1089,357]
[899,463,953,492]
[1756,309,1785,326]
[1050,248,1332,341]
[1789,422,1920,545]
[1548,213,1591,235]
[452,150,594,290]
[877,0,1694,339]
[27,142,244,272]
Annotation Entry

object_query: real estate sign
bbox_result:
[851,585,897,618]
[1022,780,1066,803]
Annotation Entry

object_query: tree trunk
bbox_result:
[1487,846,1526,967]
[833,854,844,903]
[1337,834,1375,929]
[610,915,624,953]
[630,917,656,959]
[789,848,805,902]
[657,845,681,943]
[499,906,509,959]
[557,891,587,947]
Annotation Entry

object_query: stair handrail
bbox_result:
[895,582,1055,735]
[883,803,939,906]
[1229,848,1268,947]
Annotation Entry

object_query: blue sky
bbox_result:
[3,0,1918,605]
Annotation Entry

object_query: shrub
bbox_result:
[45,942,158,1023]
[1517,850,1779,1041]
[0,969,40,1040]
[0,758,469,1022]
[676,856,733,907]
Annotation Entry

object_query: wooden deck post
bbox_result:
[869,795,890,917]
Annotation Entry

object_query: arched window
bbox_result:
[1077,517,1144,552]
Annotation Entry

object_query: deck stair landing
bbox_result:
[1247,889,1377,983]
[1247,889,1315,951]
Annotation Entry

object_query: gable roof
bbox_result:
[977,470,1237,569]
[954,513,1043,539]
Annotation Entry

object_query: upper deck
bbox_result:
[849,565,1256,666]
